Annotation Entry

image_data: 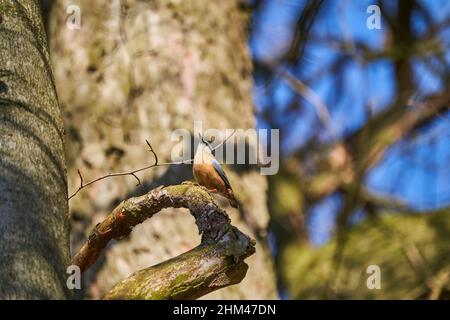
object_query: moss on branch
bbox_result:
[104,239,251,300]
[71,183,256,299]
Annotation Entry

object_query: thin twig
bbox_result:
[68,140,192,201]
[77,169,83,187]
[211,129,236,152]
[70,184,255,299]
[69,131,237,201]
[145,139,158,165]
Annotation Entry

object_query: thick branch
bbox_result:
[71,184,256,299]
[104,238,251,300]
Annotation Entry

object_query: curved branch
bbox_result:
[71,184,256,299]
[104,241,251,300]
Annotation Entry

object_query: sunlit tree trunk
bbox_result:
[48,0,277,298]
[0,0,70,299]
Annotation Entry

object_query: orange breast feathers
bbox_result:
[192,142,238,208]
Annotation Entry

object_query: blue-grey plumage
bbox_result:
[193,141,238,208]
[212,158,232,190]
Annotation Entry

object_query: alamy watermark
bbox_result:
[366,5,381,30]
[366,265,381,290]
[172,121,279,175]
[66,4,81,30]
[66,265,81,290]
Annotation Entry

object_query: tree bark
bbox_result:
[0,0,70,299]
[48,0,277,298]
[72,184,256,300]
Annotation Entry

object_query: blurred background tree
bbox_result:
[250,0,449,299]
[37,0,449,299]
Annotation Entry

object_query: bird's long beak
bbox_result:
[198,133,213,150]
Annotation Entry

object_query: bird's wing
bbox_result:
[212,158,232,190]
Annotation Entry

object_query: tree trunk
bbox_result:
[48,0,277,298]
[0,0,70,299]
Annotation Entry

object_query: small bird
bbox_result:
[193,137,238,208]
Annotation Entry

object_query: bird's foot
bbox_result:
[181,180,196,185]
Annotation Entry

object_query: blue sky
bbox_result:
[250,0,450,245]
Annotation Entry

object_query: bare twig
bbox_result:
[69,130,238,201]
[77,169,83,187]
[198,130,236,151]
[68,140,192,200]
[211,129,236,152]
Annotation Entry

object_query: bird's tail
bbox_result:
[225,188,239,208]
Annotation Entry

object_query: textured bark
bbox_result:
[104,244,250,300]
[0,1,70,299]
[71,184,255,300]
[49,0,277,298]
[72,185,255,275]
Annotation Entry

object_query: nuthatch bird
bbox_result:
[193,137,238,208]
